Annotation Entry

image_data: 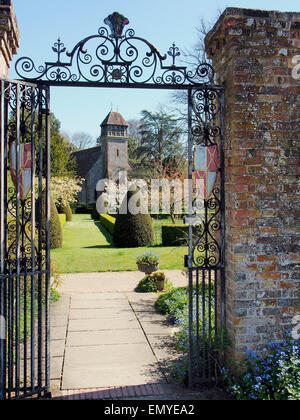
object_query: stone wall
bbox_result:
[205,8,300,368]
[0,0,19,78]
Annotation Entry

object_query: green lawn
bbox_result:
[51,214,187,273]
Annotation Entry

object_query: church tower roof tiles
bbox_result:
[100,111,129,127]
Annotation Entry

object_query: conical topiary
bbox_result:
[57,202,72,222]
[38,191,63,249]
[50,197,63,248]
[113,188,153,248]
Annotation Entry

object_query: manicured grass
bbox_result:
[51,214,187,273]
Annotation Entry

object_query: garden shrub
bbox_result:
[38,191,63,249]
[155,284,216,384]
[136,272,173,293]
[99,214,116,235]
[113,189,154,248]
[57,202,72,221]
[161,225,189,246]
[223,336,300,400]
[136,275,160,293]
[155,287,191,317]
[49,195,63,249]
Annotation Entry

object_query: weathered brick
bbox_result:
[205,7,300,370]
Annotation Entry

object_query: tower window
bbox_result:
[117,149,120,157]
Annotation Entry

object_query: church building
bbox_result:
[73,111,130,203]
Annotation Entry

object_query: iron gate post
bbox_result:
[0,80,5,400]
[187,88,194,388]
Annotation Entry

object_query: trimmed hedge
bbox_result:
[161,225,189,246]
[58,213,66,229]
[74,202,95,214]
[91,204,99,220]
[99,214,116,235]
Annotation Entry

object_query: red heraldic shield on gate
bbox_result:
[194,145,218,199]
[9,142,32,201]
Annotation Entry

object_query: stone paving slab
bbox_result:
[58,270,187,294]
[51,326,67,340]
[50,270,189,395]
[51,315,69,327]
[61,364,165,389]
[64,343,156,366]
[71,296,129,308]
[139,320,177,336]
[69,307,133,320]
[50,339,65,357]
[50,356,64,380]
[66,329,147,347]
[68,316,140,332]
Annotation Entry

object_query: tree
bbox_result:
[8,111,76,177]
[51,176,84,207]
[127,119,142,145]
[137,109,184,165]
[43,113,77,177]
[128,136,154,180]
[71,132,95,150]
[170,11,223,115]
[152,157,186,224]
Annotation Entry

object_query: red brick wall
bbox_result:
[0,0,19,78]
[205,8,300,368]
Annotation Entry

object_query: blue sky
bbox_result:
[10,0,299,142]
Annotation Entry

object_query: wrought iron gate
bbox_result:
[0,11,225,398]
[0,79,51,399]
[186,87,225,387]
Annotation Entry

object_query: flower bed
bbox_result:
[223,337,300,400]
[155,285,214,383]
[156,288,300,399]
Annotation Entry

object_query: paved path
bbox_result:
[50,271,228,400]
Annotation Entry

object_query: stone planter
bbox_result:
[137,262,159,274]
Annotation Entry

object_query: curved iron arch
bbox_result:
[15,12,216,88]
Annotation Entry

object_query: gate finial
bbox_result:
[104,12,129,38]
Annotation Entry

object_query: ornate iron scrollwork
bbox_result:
[15,12,215,87]
[190,87,222,269]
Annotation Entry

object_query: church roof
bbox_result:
[100,111,129,127]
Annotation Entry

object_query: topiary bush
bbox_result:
[38,191,63,249]
[49,195,63,249]
[57,202,72,222]
[113,189,154,248]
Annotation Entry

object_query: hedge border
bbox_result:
[161,224,189,246]
[99,214,116,235]
[58,213,66,229]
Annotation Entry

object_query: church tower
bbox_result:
[99,111,130,181]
